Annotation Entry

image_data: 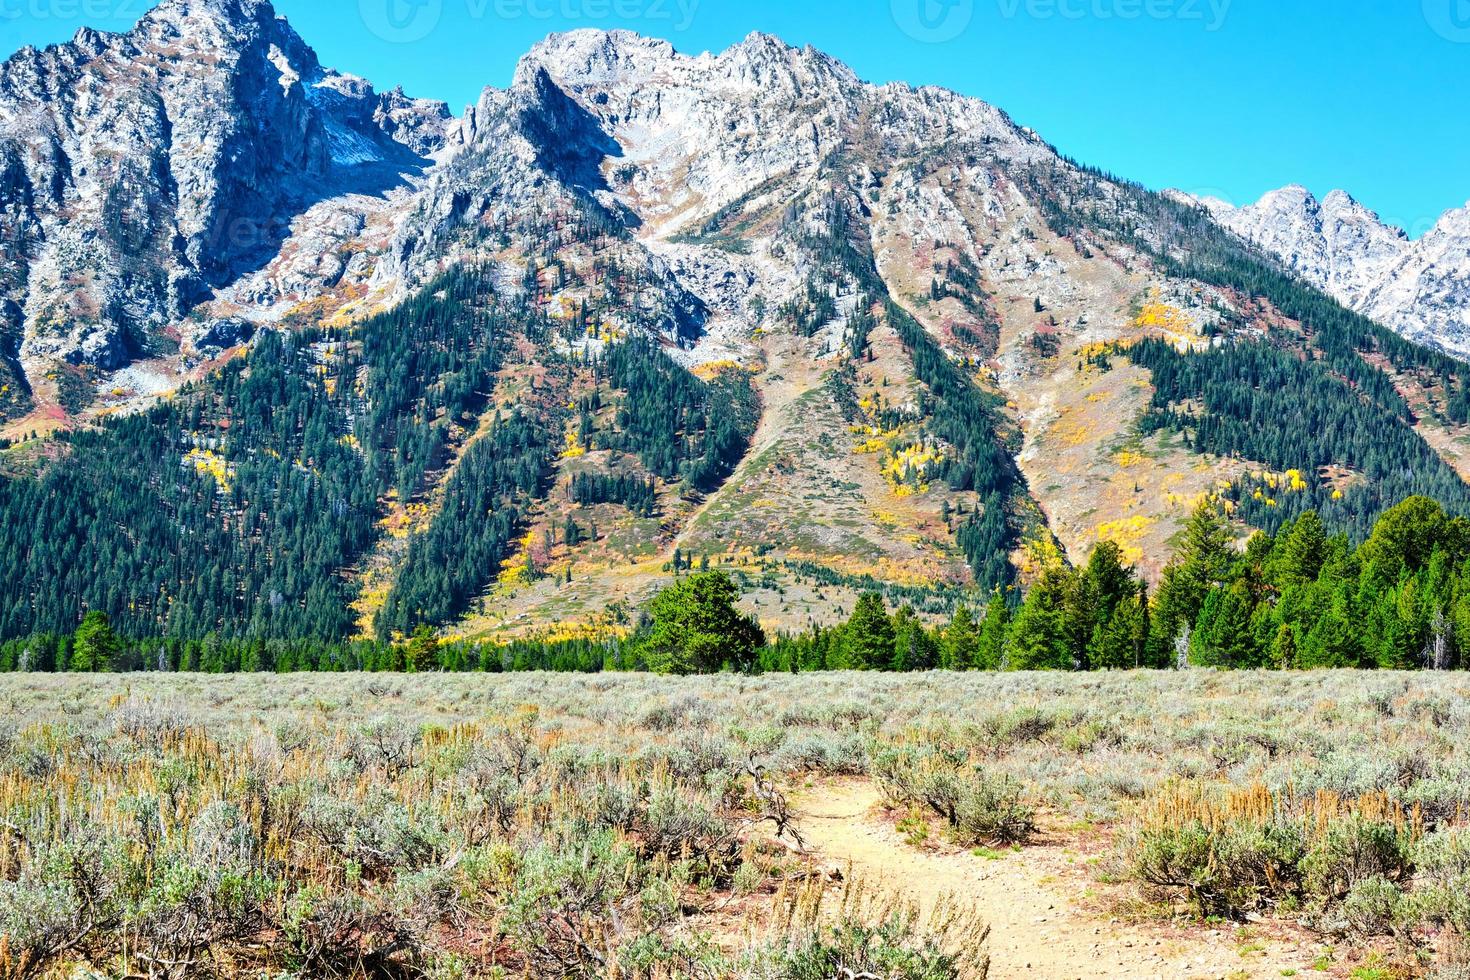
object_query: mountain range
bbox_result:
[1188,186,1470,358]
[2,0,1470,643]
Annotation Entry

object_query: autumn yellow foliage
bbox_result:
[183,448,234,493]
[1019,532,1067,579]
[692,360,742,381]
[561,426,586,460]
[583,322,626,344]
[1134,288,1206,351]
[496,531,542,590]
[1115,450,1149,469]
[1094,515,1157,566]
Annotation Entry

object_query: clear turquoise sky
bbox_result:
[3,0,1467,235]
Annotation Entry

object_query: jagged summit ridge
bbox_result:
[1193,184,1470,358]
[0,0,452,389]
[7,14,1470,643]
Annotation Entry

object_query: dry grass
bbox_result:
[0,670,1467,977]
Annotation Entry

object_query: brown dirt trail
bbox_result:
[794,780,1320,980]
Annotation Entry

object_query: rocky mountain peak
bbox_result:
[1196,182,1470,357]
[519,29,680,87]
[1429,203,1470,238]
[132,0,297,62]
[141,0,278,29]
[1320,188,1363,212]
[521,28,860,98]
[1260,183,1316,209]
[0,0,452,386]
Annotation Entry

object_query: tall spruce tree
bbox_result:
[71,611,119,673]
[838,594,896,670]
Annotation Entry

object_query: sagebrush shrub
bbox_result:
[1133,820,1305,920]
[872,745,1034,846]
[500,831,638,977]
[1415,829,1470,935]
[953,773,1035,847]
[1334,875,1407,938]
[280,886,414,978]
[1301,816,1414,900]
[0,838,125,980]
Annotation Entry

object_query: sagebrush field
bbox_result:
[2,671,1469,979]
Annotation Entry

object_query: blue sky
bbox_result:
[3,0,1467,235]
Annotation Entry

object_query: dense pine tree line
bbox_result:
[0,329,377,640]
[355,265,514,500]
[0,628,634,674]
[1127,338,1470,538]
[598,339,758,493]
[0,264,533,641]
[376,410,557,638]
[570,472,658,517]
[9,494,1470,674]
[763,496,1470,673]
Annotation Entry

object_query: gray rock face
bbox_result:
[374,28,1056,351]
[1194,186,1470,359]
[0,0,450,377]
[4,9,1466,424]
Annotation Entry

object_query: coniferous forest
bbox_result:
[0,265,532,641]
[6,170,1470,667]
[6,495,1470,675]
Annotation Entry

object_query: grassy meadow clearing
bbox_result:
[0,670,1468,979]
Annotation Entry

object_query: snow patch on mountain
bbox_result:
[1185,185,1470,358]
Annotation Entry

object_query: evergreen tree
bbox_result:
[837,593,896,670]
[71,611,119,673]
[1300,595,1365,668]
[1378,578,1429,670]
[1190,582,1262,668]
[1007,590,1071,671]
[1276,511,1329,586]
[940,603,980,670]
[1270,622,1301,669]
[1090,593,1148,670]
[1151,502,1234,659]
[1073,541,1141,668]
[638,572,764,675]
[974,592,1011,670]
[891,605,937,671]
[1360,496,1464,587]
